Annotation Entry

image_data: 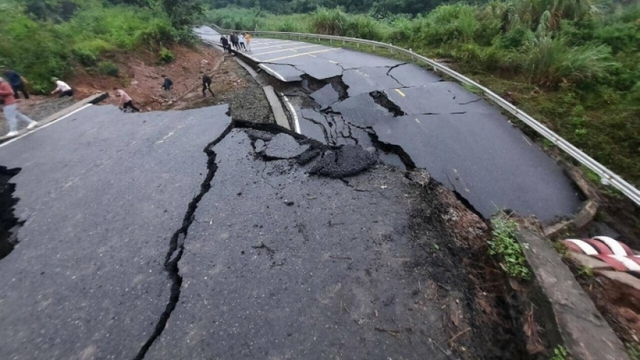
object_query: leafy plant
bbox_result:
[158,47,175,64]
[489,217,531,280]
[627,342,640,360]
[97,61,119,77]
[550,345,570,360]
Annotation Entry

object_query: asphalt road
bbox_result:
[0,102,513,358]
[0,105,233,359]
[195,26,583,222]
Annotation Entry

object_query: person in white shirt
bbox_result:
[238,33,246,51]
[51,77,73,97]
[113,87,140,112]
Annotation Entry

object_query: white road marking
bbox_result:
[250,42,305,51]
[156,124,185,144]
[252,45,320,56]
[282,95,300,134]
[329,60,339,64]
[259,64,286,82]
[263,48,339,62]
[0,104,93,149]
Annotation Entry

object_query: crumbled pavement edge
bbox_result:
[513,218,630,360]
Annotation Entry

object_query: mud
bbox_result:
[410,179,529,359]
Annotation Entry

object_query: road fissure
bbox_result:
[133,121,234,360]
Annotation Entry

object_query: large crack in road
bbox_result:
[134,120,235,360]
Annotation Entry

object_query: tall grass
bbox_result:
[522,35,615,87]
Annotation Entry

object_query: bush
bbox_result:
[97,61,119,77]
[72,39,114,66]
[522,35,616,88]
[311,7,348,35]
[158,47,175,64]
[344,15,386,41]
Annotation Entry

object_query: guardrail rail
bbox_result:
[208,24,640,207]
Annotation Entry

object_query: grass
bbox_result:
[488,217,531,280]
[628,342,640,360]
[550,345,570,360]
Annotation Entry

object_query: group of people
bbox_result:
[0,69,75,138]
[113,72,214,113]
[220,33,251,54]
[1,67,217,137]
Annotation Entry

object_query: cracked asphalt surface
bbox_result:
[196,26,584,221]
[0,101,520,359]
[0,105,232,359]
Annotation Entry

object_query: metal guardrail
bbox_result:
[209,24,640,206]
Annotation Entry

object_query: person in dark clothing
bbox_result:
[202,73,214,97]
[3,70,29,99]
[220,36,232,54]
[161,74,173,99]
[230,33,239,50]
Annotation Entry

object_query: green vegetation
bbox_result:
[489,217,531,280]
[97,61,119,77]
[628,342,640,360]
[204,2,640,189]
[550,345,570,360]
[0,0,202,93]
[158,47,175,64]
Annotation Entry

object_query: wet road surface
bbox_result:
[196,26,583,222]
[0,103,511,358]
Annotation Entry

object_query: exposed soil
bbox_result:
[71,44,223,111]
[399,170,529,359]
[71,44,274,122]
[1,44,274,137]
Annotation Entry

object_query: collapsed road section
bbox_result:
[142,125,525,359]
[216,29,584,223]
[0,102,527,359]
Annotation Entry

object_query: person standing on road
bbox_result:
[244,33,252,51]
[161,75,173,99]
[0,77,38,137]
[51,77,73,97]
[3,69,29,99]
[113,87,140,112]
[220,35,227,52]
[202,73,214,98]
[238,33,246,51]
[221,36,231,54]
[230,33,238,51]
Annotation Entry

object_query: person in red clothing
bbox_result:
[0,77,37,137]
